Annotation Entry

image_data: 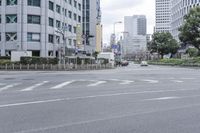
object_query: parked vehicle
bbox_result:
[140,61,148,66]
[121,60,129,66]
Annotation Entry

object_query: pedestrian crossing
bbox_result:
[0,78,195,94]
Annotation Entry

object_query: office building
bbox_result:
[0,0,82,57]
[155,0,171,32]
[171,0,200,41]
[82,0,102,54]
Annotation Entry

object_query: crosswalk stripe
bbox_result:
[120,80,134,85]
[0,83,20,92]
[142,80,159,84]
[172,80,184,83]
[51,80,75,89]
[21,81,49,92]
[88,81,107,87]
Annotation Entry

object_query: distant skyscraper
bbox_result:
[155,0,171,33]
[123,15,147,55]
[124,15,147,36]
[171,0,200,41]
[82,0,102,54]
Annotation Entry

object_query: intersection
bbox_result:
[0,64,200,133]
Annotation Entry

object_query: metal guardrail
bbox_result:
[0,64,114,71]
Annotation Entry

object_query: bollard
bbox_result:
[5,64,7,70]
[12,64,15,70]
[27,64,30,70]
[50,64,53,70]
[20,64,22,70]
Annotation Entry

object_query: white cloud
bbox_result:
[101,0,155,44]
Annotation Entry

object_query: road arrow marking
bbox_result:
[0,83,20,92]
[88,81,107,87]
[142,79,159,84]
[51,80,75,89]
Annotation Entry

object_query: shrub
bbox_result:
[20,57,58,65]
[0,56,11,60]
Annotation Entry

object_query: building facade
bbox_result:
[0,0,82,57]
[124,15,147,36]
[171,0,200,41]
[123,15,147,56]
[82,0,102,54]
[155,0,171,32]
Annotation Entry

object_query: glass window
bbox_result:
[6,14,17,23]
[49,17,54,27]
[48,34,54,43]
[7,0,17,5]
[27,15,41,24]
[49,1,54,11]
[56,5,61,14]
[6,32,17,41]
[27,33,40,42]
[27,0,40,7]
[68,11,72,18]
[56,20,61,28]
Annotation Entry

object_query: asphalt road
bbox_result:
[0,64,200,133]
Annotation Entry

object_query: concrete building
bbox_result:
[155,0,171,32]
[0,0,82,57]
[123,15,147,56]
[82,0,102,54]
[171,0,200,41]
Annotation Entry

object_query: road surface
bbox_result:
[0,64,200,133]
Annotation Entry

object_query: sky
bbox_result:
[101,0,155,45]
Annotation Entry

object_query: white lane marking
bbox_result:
[0,88,198,109]
[120,80,134,85]
[142,79,159,84]
[144,97,180,101]
[172,80,184,83]
[21,81,49,92]
[51,80,75,89]
[88,81,107,87]
[13,100,200,133]
[0,83,20,92]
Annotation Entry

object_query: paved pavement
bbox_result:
[0,64,200,133]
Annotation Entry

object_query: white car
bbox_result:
[140,61,148,66]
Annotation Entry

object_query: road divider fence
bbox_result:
[0,63,114,71]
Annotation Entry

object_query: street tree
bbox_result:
[150,32,179,58]
[179,6,200,55]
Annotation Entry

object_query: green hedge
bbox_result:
[0,56,11,60]
[149,57,200,66]
[20,57,58,65]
